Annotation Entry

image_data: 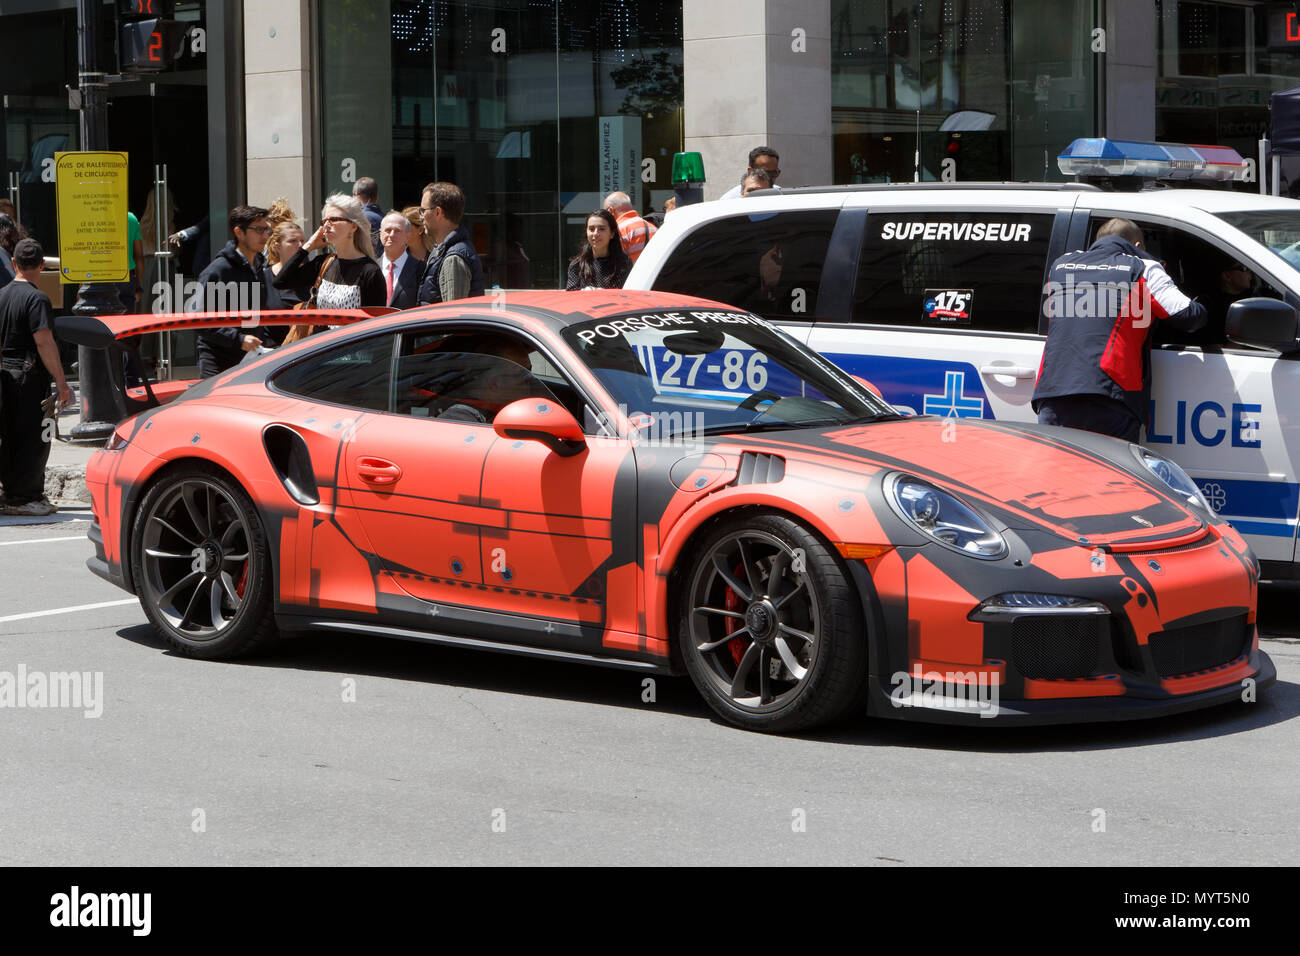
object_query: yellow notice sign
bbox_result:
[55,151,129,284]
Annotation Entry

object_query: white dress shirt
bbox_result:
[381,250,409,295]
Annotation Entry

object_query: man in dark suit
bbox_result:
[354,177,383,254]
[378,211,423,309]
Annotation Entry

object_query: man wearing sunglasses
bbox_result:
[719,146,782,200]
[195,204,278,378]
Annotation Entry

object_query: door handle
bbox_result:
[357,457,402,485]
[979,365,1037,379]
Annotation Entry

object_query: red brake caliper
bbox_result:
[724,565,746,667]
[235,562,248,599]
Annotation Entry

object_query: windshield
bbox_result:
[561,309,895,438]
[1214,210,1300,271]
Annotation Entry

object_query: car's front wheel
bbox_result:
[131,463,278,658]
[679,513,868,732]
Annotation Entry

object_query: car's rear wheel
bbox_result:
[131,463,278,658]
[679,513,868,732]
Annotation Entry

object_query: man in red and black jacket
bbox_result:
[1032,218,1206,442]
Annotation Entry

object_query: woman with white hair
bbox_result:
[272,193,386,309]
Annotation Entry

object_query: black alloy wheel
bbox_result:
[132,464,278,658]
[680,513,868,732]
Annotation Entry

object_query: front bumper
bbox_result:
[86,515,131,593]
[866,645,1275,724]
[852,523,1272,724]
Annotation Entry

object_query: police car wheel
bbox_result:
[679,514,869,732]
[131,463,279,659]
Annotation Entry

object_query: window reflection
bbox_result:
[322,1,683,291]
[831,0,1095,184]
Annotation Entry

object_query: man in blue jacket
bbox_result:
[1033,218,1206,442]
[416,182,484,306]
[194,205,276,378]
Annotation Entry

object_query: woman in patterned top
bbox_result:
[565,208,631,290]
[273,194,386,308]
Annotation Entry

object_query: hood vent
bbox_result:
[737,452,786,485]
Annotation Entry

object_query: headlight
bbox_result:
[105,429,129,451]
[887,474,1007,559]
[1132,447,1210,511]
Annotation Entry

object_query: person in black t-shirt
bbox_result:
[0,239,73,516]
[272,194,386,311]
[195,204,279,378]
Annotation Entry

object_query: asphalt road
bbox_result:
[1,517,1297,866]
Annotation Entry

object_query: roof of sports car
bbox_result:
[56,290,744,346]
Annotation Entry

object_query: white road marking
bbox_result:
[0,599,137,624]
[0,535,86,547]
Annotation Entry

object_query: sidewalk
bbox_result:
[43,395,101,508]
[0,398,98,528]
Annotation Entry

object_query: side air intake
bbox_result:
[263,425,320,505]
[737,452,786,484]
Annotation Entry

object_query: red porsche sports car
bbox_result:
[59,290,1274,732]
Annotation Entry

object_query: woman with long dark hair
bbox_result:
[0,213,24,289]
[565,208,631,290]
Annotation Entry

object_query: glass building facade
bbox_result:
[1156,0,1300,190]
[319,0,684,290]
[829,0,1100,184]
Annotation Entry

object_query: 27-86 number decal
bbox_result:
[924,289,973,325]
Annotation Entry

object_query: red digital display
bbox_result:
[119,0,170,17]
[1268,9,1300,48]
[120,18,184,72]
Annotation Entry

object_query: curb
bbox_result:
[45,464,91,508]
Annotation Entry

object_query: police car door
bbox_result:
[1078,207,1299,570]
[805,194,1068,421]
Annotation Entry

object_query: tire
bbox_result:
[130,462,279,659]
[678,513,869,732]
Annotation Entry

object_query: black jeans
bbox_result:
[1036,394,1142,443]
[0,361,53,505]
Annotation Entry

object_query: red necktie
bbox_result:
[386,261,395,301]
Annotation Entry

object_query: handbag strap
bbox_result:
[312,254,337,297]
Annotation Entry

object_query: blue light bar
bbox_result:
[1058,138,1247,182]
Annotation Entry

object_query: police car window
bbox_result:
[652,210,839,322]
[273,333,394,411]
[853,213,1054,333]
[1086,217,1284,349]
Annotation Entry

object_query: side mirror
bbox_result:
[1226,297,1300,353]
[493,398,587,457]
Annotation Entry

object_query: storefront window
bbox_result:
[321,0,683,290]
[830,0,1097,184]
[1157,0,1300,189]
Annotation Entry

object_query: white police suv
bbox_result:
[625,140,1300,577]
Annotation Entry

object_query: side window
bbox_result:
[394,327,569,425]
[273,333,394,411]
[854,212,1055,333]
[652,210,840,321]
[1086,216,1286,348]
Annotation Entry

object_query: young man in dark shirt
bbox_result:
[0,238,73,516]
[194,205,274,378]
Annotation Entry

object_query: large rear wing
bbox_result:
[54,307,398,421]
[55,307,396,348]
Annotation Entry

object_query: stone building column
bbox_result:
[242,0,315,221]
[1105,2,1157,141]
[683,0,832,200]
